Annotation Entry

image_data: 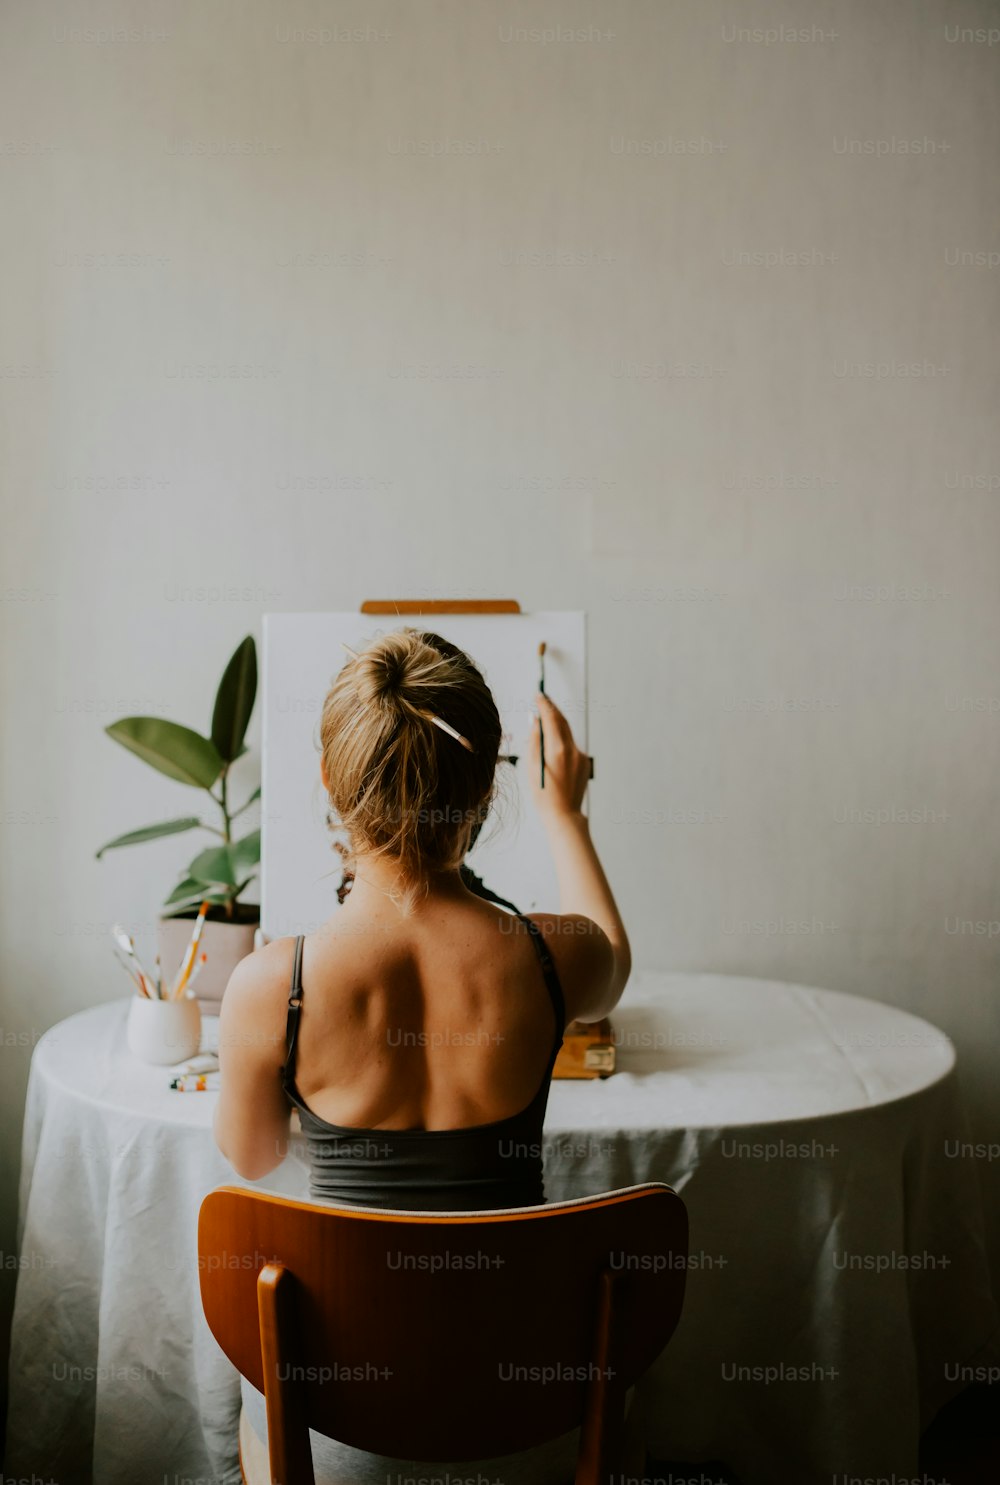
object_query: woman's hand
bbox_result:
[526,693,590,820]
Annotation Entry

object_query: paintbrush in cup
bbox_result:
[113,944,151,997]
[112,924,157,998]
[171,901,210,999]
[185,952,208,995]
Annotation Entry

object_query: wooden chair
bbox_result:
[198,1182,688,1485]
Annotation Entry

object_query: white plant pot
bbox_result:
[156,914,258,1016]
[126,993,202,1065]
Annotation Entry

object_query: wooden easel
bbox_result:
[362,599,522,615]
[359,599,615,1079]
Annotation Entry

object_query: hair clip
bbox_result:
[420,710,476,753]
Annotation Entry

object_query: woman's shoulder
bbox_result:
[519,912,615,1024]
[219,935,299,1035]
[227,934,299,990]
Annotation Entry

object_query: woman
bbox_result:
[214,627,633,1484]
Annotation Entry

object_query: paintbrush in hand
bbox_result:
[538,641,546,788]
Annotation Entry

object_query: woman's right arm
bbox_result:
[529,693,632,1022]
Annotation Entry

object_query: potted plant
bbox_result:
[96,635,261,1011]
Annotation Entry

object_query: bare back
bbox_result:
[270,891,607,1133]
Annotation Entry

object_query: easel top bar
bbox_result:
[360,599,522,615]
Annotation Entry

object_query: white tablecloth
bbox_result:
[6,975,998,1485]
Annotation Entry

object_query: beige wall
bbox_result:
[2,0,999,1407]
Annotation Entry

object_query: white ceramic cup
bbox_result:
[126,993,202,1065]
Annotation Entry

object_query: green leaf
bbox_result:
[164,875,206,907]
[106,718,223,789]
[231,828,261,876]
[231,875,255,903]
[96,817,203,860]
[189,843,238,887]
[161,885,231,917]
[211,636,257,763]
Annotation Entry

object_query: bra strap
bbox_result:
[282,935,305,1079]
[517,913,566,1044]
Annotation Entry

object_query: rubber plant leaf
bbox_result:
[106,718,223,789]
[211,636,257,764]
[95,816,203,859]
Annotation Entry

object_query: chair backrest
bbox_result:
[198,1182,687,1482]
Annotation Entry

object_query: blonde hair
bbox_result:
[320,628,502,911]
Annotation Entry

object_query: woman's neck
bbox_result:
[345,852,468,913]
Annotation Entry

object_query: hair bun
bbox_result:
[353,631,424,707]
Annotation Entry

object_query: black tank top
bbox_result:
[280,914,567,1210]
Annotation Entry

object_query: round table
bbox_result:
[6,974,998,1485]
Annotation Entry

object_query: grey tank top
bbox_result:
[279,913,567,1209]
